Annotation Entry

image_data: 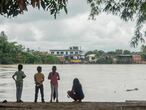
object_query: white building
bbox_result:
[86,54,97,63]
[50,46,83,60]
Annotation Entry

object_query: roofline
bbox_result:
[50,50,82,51]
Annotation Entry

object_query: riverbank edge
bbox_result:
[1,101,146,110]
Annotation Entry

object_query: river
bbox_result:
[0,64,146,102]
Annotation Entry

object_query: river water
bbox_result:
[0,64,146,102]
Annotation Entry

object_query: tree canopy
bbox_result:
[0,0,67,18]
[87,0,146,47]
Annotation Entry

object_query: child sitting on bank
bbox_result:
[67,78,84,102]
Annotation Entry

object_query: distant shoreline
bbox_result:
[0,63,146,65]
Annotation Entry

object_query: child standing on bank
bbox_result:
[34,66,45,103]
[48,66,60,102]
[12,64,26,103]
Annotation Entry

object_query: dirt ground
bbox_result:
[1,102,146,110]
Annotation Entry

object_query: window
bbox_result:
[92,57,95,60]
[70,52,73,54]
[66,52,68,55]
[57,52,59,54]
[61,51,64,54]
[75,52,78,54]
[51,52,54,54]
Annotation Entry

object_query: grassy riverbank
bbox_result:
[1,101,146,110]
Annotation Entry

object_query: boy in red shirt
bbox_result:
[48,66,60,102]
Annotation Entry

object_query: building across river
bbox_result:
[50,46,84,63]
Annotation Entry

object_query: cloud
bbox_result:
[0,23,36,41]
[0,0,142,52]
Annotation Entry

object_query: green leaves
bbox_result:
[45,0,68,18]
[41,0,46,10]
[87,0,146,47]
[87,0,101,19]
[0,31,24,64]
[130,24,145,48]
[0,0,68,18]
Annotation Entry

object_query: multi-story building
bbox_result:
[50,46,83,63]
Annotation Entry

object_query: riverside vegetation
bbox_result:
[0,31,60,64]
[1,31,146,64]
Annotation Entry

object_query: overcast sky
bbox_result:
[0,0,143,52]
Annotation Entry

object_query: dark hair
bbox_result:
[52,66,56,69]
[52,66,57,71]
[72,78,84,99]
[18,64,23,71]
[73,78,80,86]
[37,66,42,72]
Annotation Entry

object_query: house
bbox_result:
[116,55,132,64]
[132,54,142,64]
[116,54,142,64]
[86,54,97,63]
[50,46,84,63]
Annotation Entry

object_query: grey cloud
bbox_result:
[0,1,141,52]
[3,23,36,41]
[19,12,135,50]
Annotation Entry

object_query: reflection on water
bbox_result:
[0,64,146,102]
[0,90,5,93]
[0,83,7,86]
[0,74,10,79]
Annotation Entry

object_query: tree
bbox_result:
[107,51,116,56]
[96,56,113,64]
[47,55,60,64]
[93,50,105,57]
[0,0,67,18]
[87,0,146,47]
[123,50,131,54]
[140,45,146,61]
[115,49,123,55]
[0,32,25,64]
[85,51,94,57]
[0,31,61,64]
[141,45,146,53]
